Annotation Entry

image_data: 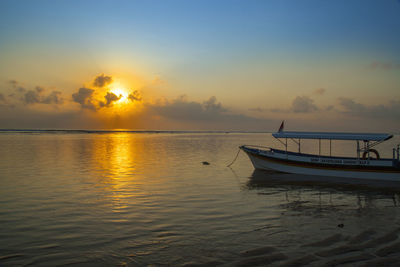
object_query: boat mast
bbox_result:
[285,138,288,158]
[319,139,321,157]
[398,145,400,160]
[299,138,301,153]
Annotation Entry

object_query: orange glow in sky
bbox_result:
[110,88,129,104]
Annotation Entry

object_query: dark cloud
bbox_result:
[150,95,207,121]
[338,97,400,119]
[104,92,121,105]
[203,96,225,112]
[35,86,44,93]
[0,106,104,129]
[368,61,400,71]
[147,96,259,127]
[313,88,325,95]
[128,90,142,102]
[4,80,63,105]
[325,105,334,111]
[8,79,27,92]
[93,74,113,88]
[99,92,121,107]
[72,85,142,110]
[43,91,63,104]
[22,86,64,105]
[72,87,96,110]
[24,90,40,104]
[338,97,365,113]
[251,96,399,122]
[248,107,265,112]
[250,96,319,114]
[291,96,318,113]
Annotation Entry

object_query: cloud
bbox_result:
[24,89,40,104]
[338,97,365,113]
[268,95,399,121]
[368,61,400,71]
[0,105,104,129]
[248,107,265,112]
[72,74,138,110]
[128,90,142,102]
[146,96,261,126]
[42,91,63,104]
[93,73,113,87]
[9,80,18,87]
[325,105,334,111]
[99,92,121,107]
[338,97,400,119]
[8,79,27,93]
[3,80,64,106]
[250,95,320,114]
[313,88,325,95]
[4,74,398,132]
[71,88,141,110]
[203,96,225,112]
[71,83,141,110]
[291,96,318,113]
[72,87,96,110]
[149,95,211,121]
[21,86,64,105]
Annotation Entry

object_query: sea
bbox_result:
[1,130,400,266]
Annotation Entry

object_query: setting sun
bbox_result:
[110,88,129,104]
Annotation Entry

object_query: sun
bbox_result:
[110,88,129,104]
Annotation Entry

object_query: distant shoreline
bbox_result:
[0,129,272,134]
[1,129,399,135]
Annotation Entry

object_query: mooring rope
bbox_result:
[227,148,241,167]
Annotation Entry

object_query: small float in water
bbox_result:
[240,122,400,181]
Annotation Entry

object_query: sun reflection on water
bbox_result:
[89,134,142,210]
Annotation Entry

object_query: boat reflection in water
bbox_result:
[247,169,400,194]
[246,169,400,211]
[237,169,400,266]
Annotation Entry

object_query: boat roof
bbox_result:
[272,131,393,141]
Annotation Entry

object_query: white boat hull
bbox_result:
[241,146,400,182]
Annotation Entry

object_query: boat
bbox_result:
[240,122,400,181]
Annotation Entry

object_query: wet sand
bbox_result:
[234,227,400,266]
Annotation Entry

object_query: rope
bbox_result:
[227,148,241,167]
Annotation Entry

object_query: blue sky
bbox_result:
[2,0,399,61]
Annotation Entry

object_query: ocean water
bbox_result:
[1,131,400,266]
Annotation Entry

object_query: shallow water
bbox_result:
[1,132,400,266]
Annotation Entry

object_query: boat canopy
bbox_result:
[272,131,393,141]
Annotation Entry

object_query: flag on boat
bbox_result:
[278,120,284,132]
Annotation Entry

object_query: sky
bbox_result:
[0,0,399,132]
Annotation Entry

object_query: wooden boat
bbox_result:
[240,123,400,181]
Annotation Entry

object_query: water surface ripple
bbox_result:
[1,132,400,266]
